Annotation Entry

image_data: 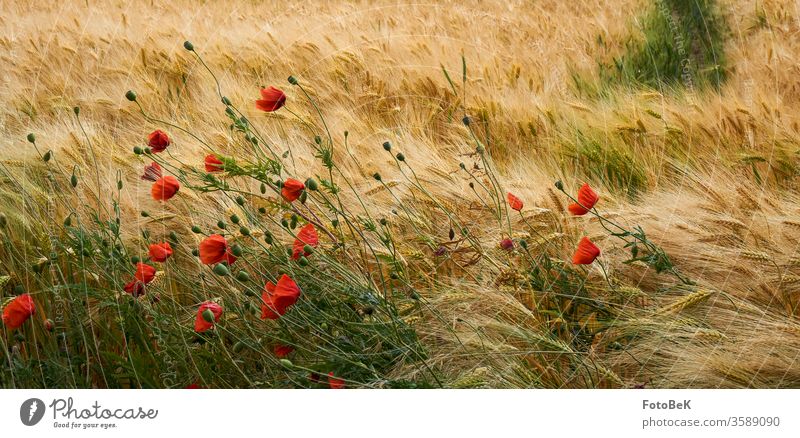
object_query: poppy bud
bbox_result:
[70,173,78,188]
[459,162,466,170]
[118,180,123,190]
[281,218,289,228]
[169,231,179,243]
[73,106,80,116]
[141,230,150,240]
[476,144,484,154]
[201,308,215,323]
[217,220,226,229]
[280,359,294,368]
[462,116,471,126]
[125,90,137,101]
[469,182,474,189]
[225,107,235,117]
[43,151,51,162]
[380,218,387,226]
[231,244,243,257]
[183,40,194,51]
[288,75,298,85]
[314,136,321,145]
[260,183,267,194]
[230,214,240,224]
[144,147,152,154]
[396,153,405,161]
[289,215,298,229]
[373,173,382,181]
[303,244,314,255]
[331,219,339,228]
[305,178,318,191]
[191,248,200,256]
[258,207,267,215]
[236,271,250,282]
[44,319,54,332]
[554,180,564,191]
[133,146,143,155]
[519,239,528,249]
[63,215,72,227]
[213,264,229,276]
[131,256,140,264]
[191,225,202,234]
[221,96,231,105]
[0,213,6,227]
[239,226,250,236]
[383,141,392,151]
[298,256,309,266]
[500,238,514,251]
[264,233,274,245]
[27,133,36,143]
[236,196,245,206]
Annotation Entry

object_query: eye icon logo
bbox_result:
[20,398,45,426]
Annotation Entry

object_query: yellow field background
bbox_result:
[1,0,800,387]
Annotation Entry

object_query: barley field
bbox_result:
[1,0,799,388]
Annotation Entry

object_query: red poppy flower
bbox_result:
[194,301,223,333]
[151,176,180,201]
[568,183,599,215]
[123,263,156,297]
[199,234,237,265]
[255,86,286,112]
[185,383,202,389]
[149,242,173,262]
[204,154,224,173]
[500,238,514,251]
[141,162,162,182]
[281,178,305,202]
[273,344,294,358]
[328,372,345,389]
[261,274,301,320]
[572,237,600,265]
[2,294,35,330]
[147,130,171,153]
[507,192,523,211]
[292,223,319,260]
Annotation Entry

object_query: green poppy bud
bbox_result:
[280,359,294,368]
[221,96,231,106]
[239,226,250,236]
[73,106,80,116]
[260,183,267,194]
[264,233,273,245]
[183,40,194,51]
[0,213,6,227]
[382,141,391,151]
[554,180,564,191]
[303,244,314,255]
[233,341,246,353]
[258,207,267,214]
[71,173,78,188]
[373,173,382,181]
[26,133,36,143]
[125,90,137,101]
[202,308,215,323]
[288,75,298,85]
[230,214,240,224]
[396,153,405,162]
[140,211,149,218]
[217,220,226,229]
[191,248,199,256]
[213,264,229,276]
[331,219,339,228]
[43,151,51,162]
[305,178,318,191]
[236,196,245,206]
[63,215,72,227]
[131,256,140,264]
[169,231,179,242]
[298,256,309,266]
[236,271,250,282]
[133,146,143,155]
[231,244,243,257]
[462,115,471,126]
